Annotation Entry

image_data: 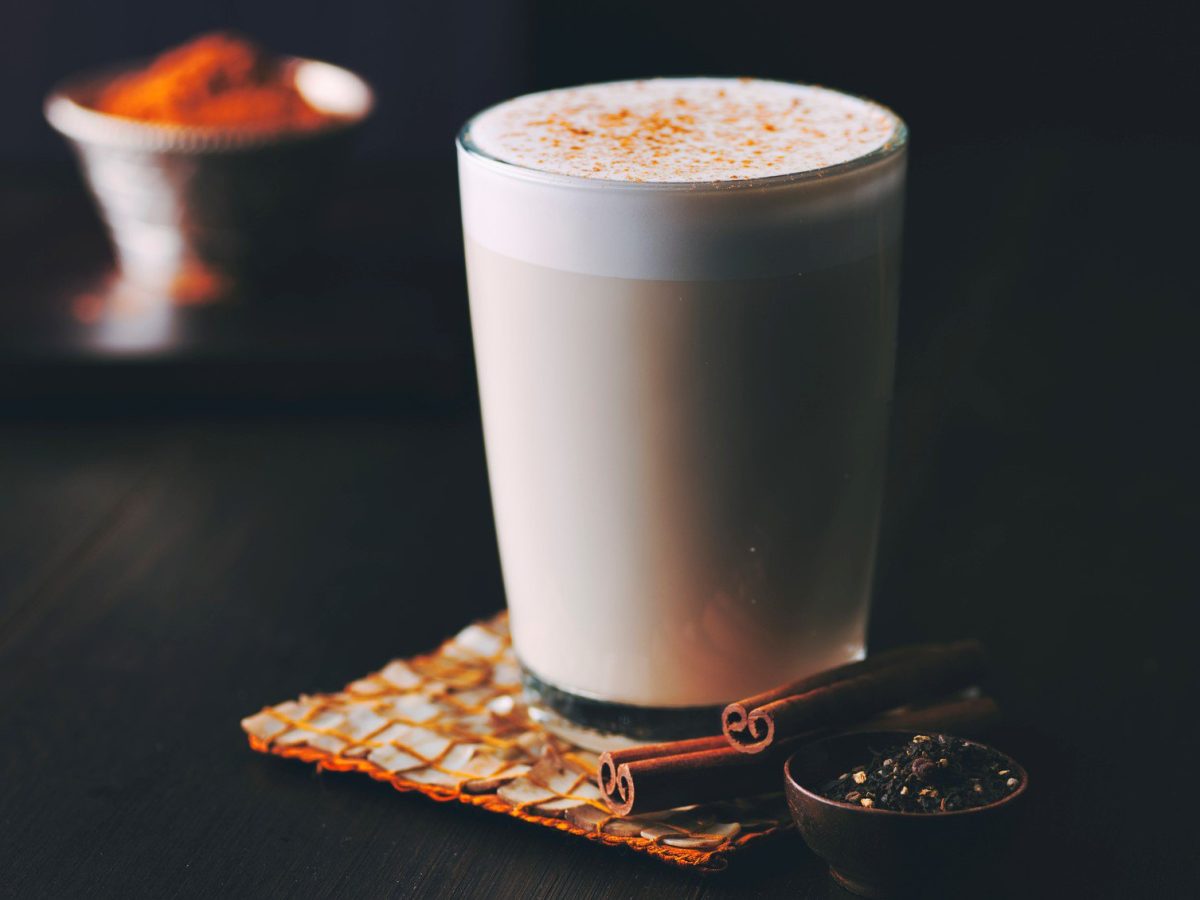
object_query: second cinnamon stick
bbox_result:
[723,640,987,753]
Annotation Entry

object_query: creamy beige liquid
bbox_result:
[467,238,900,706]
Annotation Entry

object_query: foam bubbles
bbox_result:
[466,78,901,183]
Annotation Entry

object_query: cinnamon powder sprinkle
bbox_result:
[469,78,899,183]
[93,31,333,131]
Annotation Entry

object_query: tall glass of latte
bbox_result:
[457,79,907,742]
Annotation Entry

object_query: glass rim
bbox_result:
[456,77,908,192]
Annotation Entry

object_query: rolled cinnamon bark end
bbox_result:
[721,701,776,754]
[604,763,638,816]
[598,752,620,797]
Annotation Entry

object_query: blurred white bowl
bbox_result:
[45,57,375,302]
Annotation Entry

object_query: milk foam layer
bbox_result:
[459,79,906,280]
[467,78,900,183]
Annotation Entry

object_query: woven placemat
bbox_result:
[241,613,791,870]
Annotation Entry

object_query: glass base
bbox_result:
[521,666,722,751]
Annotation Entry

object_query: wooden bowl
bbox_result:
[784,731,1028,898]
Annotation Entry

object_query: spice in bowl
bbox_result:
[786,731,1028,897]
[820,733,1022,813]
[93,31,337,132]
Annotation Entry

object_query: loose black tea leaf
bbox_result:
[819,734,1022,813]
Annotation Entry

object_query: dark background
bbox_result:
[5,1,1197,160]
[2,1,1198,897]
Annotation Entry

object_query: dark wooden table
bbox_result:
[2,137,1196,897]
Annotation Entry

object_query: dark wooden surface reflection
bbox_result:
[1,137,1196,898]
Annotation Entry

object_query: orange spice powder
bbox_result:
[94,32,330,131]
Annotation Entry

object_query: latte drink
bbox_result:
[458,79,906,738]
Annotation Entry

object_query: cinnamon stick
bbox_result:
[599,735,794,817]
[723,640,987,753]
[597,735,727,800]
[599,694,999,816]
